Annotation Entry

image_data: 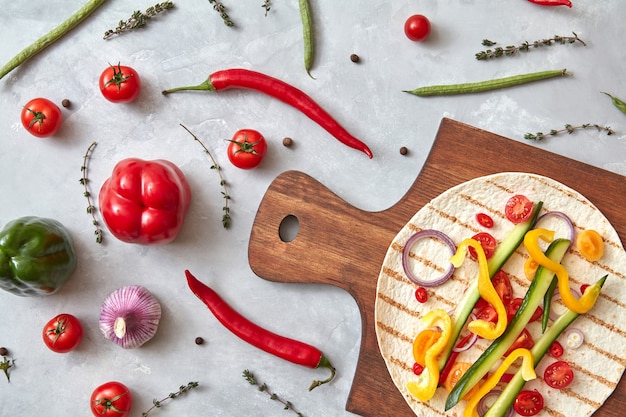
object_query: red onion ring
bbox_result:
[477,390,514,417]
[563,328,584,349]
[402,229,456,287]
[548,287,582,321]
[453,313,478,353]
[536,211,576,249]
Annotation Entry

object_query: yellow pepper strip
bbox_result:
[449,239,508,339]
[407,309,452,401]
[464,348,536,417]
[524,229,595,314]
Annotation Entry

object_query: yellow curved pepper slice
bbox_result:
[464,348,536,417]
[407,309,452,401]
[524,228,596,314]
[449,239,507,340]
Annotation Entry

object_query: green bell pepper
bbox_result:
[0,216,77,296]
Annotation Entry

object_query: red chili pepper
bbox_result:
[527,0,572,7]
[439,333,473,385]
[185,270,336,390]
[162,69,373,158]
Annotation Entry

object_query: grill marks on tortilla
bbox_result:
[375,173,626,417]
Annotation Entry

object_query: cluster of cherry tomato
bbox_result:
[19,64,268,171]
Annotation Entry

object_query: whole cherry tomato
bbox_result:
[404,14,431,42]
[99,63,141,103]
[90,381,133,417]
[227,129,268,169]
[42,313,83,353]
[20,97,63,138]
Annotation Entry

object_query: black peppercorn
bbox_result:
[0,347,8,356]
[350,54,360,63]
[282,137,293,147]
[195,337,204,345]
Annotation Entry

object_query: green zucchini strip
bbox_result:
[484,275,607,417]
[445,237,569,410]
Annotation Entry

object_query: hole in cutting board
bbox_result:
[278,214,299,242]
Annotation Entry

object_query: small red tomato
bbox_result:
[475,213,494,228]
[514,389,544,416]
[505,194,533,224]
[99,63,141,103]
[404,14,431,42]
[21,97,63,138]
[227,129,268,169]
[42,313,83,353]
[90,381,133,417]
[550,341,564,358]
[544,360,574,389]
[415,287,428,303]
[468,232,496,260]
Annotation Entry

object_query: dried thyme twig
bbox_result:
[476,32,586,60]
[180,124,232,228]
[104,2,175,39]
[0,356,14,383]
[79,141,103,243]
[262,0,271,16]
[524,123,615,141]
[141,382,199,416]
[209,0,234,26]
[243,370,304,416]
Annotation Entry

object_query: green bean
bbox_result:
[404,69,570,96]
[602,92,626,115]
[0,0,107,81]
[299,0,315,79]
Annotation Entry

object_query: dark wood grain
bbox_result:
[248,117,626,417]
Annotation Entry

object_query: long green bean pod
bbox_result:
[0,0,107,81]
[299,0,315,79]
[602,92,626,115]
[404,69,570,96]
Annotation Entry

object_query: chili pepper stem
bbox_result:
[162,80,215,95]
[308,355,336,391]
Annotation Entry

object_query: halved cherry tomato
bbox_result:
[504,328,534,357]
[415,287,428,303]
[507,297,543,322]
[468,232,496,260]
[549,341,564,358]
[475,304,498,324]
[492,270,513,306]
[412,329,441,365]
[476,212,494,228]
[505,194,533,224]
[514,389,544,416]
[544,360,574,389]
[523,257,539,281]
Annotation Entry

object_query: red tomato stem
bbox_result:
[162,69,373,158]
[185,270,336,390]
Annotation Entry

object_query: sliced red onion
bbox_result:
[402,229,456,287]
[564,328,584,349]
[536,211,576,249]
[452,332,478,353]
[477,390,515,417]
[548,287,582,321]
[100,285,162,349]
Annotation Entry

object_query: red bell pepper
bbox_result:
[99,158,192,245]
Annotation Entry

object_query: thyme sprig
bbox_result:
[141,382,199,416]
[1,356,14,383]
[80,141,103,244]
[243,370,304,416]
[524,123,615,141]
[262,0,271,16]
[180,124,232,228]
[104,2,175,39]
[476,32,586,60]
[209,0,234,26]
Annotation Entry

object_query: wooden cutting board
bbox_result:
[248,117,626,417]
